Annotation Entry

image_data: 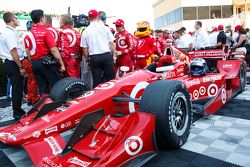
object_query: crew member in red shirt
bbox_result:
[44,15,59,44]
[58,14,82,78]
[114,19,136,75]
[134,21,157,69]
[24,9,65,95]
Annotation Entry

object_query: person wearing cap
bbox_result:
[194,21,210,50]
[58,14,82,78]
[232,25,247,58]
[81,9,116,87]
[208,26,219,48]
[113,19,136,76]
[215,25,227,49]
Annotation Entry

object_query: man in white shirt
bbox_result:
[208,27,219,48]
[194,21,210,50]
[175,29,190,53]
[0,12,26,120]
[81,9,116,87]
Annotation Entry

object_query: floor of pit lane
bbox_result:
[0,69,250,167]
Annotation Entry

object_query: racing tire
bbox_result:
[239,63,246,93]
[49,77,90,102]
[140,80,192,149]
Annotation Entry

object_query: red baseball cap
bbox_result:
[212,27,218,31]
[113,19,124,26]
[235,25,242,31]
[218,25,224,30]
[88,9,98,19]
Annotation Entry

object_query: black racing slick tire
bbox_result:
[140,80,192,149]
[239,63,247,93]
[49,77,90,102]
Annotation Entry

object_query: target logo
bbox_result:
[137,39,145,49]
[47,27,58,43]
[95,82,115,90]
[129,81,149,113]
[124,136,143,156]
[207,84,218,97]
[193,90,199,99]
[199,86,206,96]
[221,88,227,104]
[24,32,36,56]
[118,36,128,49]
[62,29,76,47]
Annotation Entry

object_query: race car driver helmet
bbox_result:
[135,21,151,37]
[190,58,208,76]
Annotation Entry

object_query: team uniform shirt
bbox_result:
[80,21,115,55]
[194,28,210,50]
[136,36,157,58]
[58,26,81,58]
[158,37,167,54]
[217,31,227,48]
[0,25,25,61]
[24,24,56,60]
[47,25,59,43]
[208,31,219,47]
[115,30,136,55]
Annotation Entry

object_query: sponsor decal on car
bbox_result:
[42,156,60,167]
[193,90,199,99]
[185,78,200,87]
[124,136,143,156]
[45,126,58,135]
[77,91,95,100]
[223,64,233,69]
[95,81,115,90]
[32,131,41,138]
[41,115,50,123]
[199,86,206,96]
[67,157,91,167]
[166,71,176,79]
[75,119,80,125]
[61,122,71,129]
[221,88,227,104]
[207,84,218,97]
[44,136,62,155]
[56,105,69,112]
[129,81,149,113]
[0,132,16,141]
[203,76,222,83]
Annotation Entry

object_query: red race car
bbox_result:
[0,46,246,166]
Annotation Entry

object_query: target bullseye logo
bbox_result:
[124,136,143,156]
[221,88,227,104]
[207,84,218,97]
[129,82,149,113]
[199,86,206,96]
[95,81,115,90]
[193,90,199,99]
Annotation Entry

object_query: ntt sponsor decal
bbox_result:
[67,157,91,167]
[44,136,62,155]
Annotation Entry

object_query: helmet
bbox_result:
[190,58,208,76]
[135,21,151,37]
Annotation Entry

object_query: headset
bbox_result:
[99,11,107,21]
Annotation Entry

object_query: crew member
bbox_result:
[24,9,65,95]
[0,12,26,119]
[58,14,82,78]
[215,25,227,49]
[114,19,136,75]
[44,15,59,43]
[194,21,210,50]
[81,9,116,87]
[134,21,157,69]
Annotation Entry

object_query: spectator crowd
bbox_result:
[0,8,250,120]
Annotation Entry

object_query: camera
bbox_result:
[72,14,90,28]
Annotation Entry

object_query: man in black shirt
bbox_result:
[216,25,227,49]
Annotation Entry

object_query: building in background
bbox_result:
[153,0,250,31]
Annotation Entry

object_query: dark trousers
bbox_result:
[31,59,60,95]
[90,52,115,87]
[4,59,24,117]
